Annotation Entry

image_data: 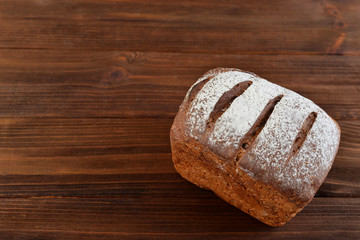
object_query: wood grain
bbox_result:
[0,197,358,240]
[0,50,359,119]
[0,0,359,238]
[0,118,358,197]
[0,0,360,55]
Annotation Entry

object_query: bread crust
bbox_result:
[170,68,341,226]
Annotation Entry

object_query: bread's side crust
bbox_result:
[170,133,304,226]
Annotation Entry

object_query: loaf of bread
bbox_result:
[170,68,340,226]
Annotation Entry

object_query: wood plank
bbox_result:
[0,232,357,240]
[0,50,359,119]
[0,118,173,175]
[0,197,358,240]
[0,118,358,197]
[0,0,359,55]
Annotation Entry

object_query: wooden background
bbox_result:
[0,0,359,239]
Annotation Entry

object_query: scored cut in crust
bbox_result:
[170,68,341,226]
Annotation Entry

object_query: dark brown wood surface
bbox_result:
[0,0,359,239]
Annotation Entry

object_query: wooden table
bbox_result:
[0,0,359,239]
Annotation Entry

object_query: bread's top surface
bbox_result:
[175,68,340,202]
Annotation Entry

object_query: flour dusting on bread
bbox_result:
[183,68,340,200]
[171,68,340,226]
